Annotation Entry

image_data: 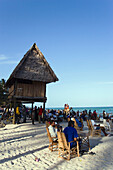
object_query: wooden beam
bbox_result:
[13,96,47,102]
[13,80,17,124]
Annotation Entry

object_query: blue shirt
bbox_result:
[75,118,82,127]
[64,127,78,147]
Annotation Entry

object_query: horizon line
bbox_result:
[46,105,113,108]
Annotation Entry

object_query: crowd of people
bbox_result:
[1,104,113,127]
[0,105,112,149]
[45,108,113,124]
[46,108,113,148]
[0,105,30,124]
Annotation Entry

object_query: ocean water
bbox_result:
[46,106,113,116]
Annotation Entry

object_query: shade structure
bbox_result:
[6,43,58,88]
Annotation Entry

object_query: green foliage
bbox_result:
[0,79,8,106]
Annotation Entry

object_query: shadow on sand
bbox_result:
[0,145,49,164]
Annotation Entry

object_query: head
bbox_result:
[68,120,74,127]
[50,120,55,127]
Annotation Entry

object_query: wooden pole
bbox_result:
[43,102,45,123]
[13,80,17,124]
[13,99,16,124]
[42,83,46,123]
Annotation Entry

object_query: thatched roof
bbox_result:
[6,43,59,86]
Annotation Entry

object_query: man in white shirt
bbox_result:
[91,119,109,136]
[48,120,58,141]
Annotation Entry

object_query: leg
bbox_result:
[38,115,41,123]
[77,141,80,157]
[67,151,70,160]
[100,127,108,136]
[87,136,90,151]
[32,113,34,125]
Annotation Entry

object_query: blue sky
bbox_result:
[0,0,113,107]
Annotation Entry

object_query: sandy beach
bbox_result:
[0,121,113,170]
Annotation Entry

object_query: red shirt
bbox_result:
[39,108,43,115]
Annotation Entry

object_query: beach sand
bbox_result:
[0,121,113,170]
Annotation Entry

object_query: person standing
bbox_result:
[93,110,97,120]
[38,106,43,123]
[16,105,20,124]
[23,105,26,123]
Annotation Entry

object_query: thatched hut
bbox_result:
[6,43,58,123]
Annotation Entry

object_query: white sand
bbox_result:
[0,121,113,170]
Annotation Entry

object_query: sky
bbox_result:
[0,0,113,107]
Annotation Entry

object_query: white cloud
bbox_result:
[0,54,19,64]
[0,54,7,60]
[0,60,19,64]
[98,82,113,85]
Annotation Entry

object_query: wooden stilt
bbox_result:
[13,80,17,124]
[13,99,16,124]
[43,102,45,123]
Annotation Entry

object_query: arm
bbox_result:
[74,137,77,141]
[73,128,78,141]
[93,121,100,127]
[91,120,100,126]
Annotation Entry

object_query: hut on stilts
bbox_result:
[6,43,59,124]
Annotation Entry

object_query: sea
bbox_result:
[46,106,113,116]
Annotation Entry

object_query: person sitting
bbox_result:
[63,120,79,148]
[48,120,58,141]
[91,119,110,136]
[103,118,111,131]
[104,113,110,121]
[75,117,82,128]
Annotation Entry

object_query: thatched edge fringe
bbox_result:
[6,43,59,86]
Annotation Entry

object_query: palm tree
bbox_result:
[0,79,8,106]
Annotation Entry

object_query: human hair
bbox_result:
[50,120,55,125]
[68,120,74,127]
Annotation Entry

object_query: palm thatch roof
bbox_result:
[6,43,59,87]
